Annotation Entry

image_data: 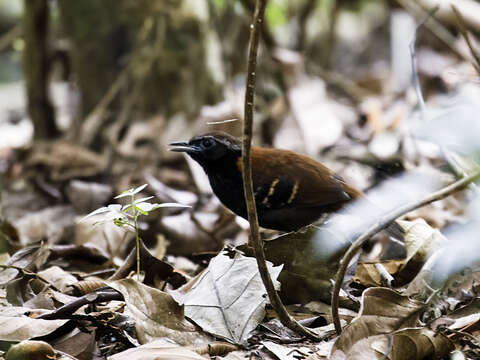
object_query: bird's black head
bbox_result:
[169,132,242,170]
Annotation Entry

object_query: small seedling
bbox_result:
[81,184,190,276]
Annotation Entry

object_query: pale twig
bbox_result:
[331,168,480,334]
[0,24,21,52]
[410,11,479,191]
[242,0,321,341]
[451,4,480,75]
[395,0,469,62]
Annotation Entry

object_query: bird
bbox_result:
[170,132,401,234]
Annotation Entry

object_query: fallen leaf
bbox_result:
[0,312,67,341]
[170,252,282,345]
[5,340,55,360]
[330,287,455,358]
[108,278,209,346]
[37,266,77,293]
[261,225,350,304]
[108,338,205,360]
[395,219,448,286]
[263,341,313,360]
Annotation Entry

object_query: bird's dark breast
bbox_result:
[208,172,248,220]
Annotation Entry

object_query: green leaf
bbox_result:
[79,204,123,222]
[114,184,148,199]
[134,205,150,216]
[79,207,110,222]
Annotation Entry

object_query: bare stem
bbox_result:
[451,4,480,75]
[242,0,320,341]
[331,168,480,334]
[131,195,141,276]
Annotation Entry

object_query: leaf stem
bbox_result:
[131,194,141,276]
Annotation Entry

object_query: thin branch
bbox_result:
[409,10,479,192]
[409,6,439,118]
[0,24,21,52]
[0,264,62,293]
[331,168,480,334]
[395,0,469,62]
[296,0,316,51]
[451,4,480,75]
[38,287,123,320]
[242,0,320,341]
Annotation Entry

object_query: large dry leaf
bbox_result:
[330,288,454,359]
[330,288,426,359]
[108,279,209,346]
[27,141,107,181]
[395,219,448,285]
[51,326,96,359]
[356,220,448,288]
[37,266,77,292]
[108,338,205,360]
[262,341,314,360]
[364,328,453,360]
[241,225,350,305]
[0,313,67,341]
[170,252,282,345]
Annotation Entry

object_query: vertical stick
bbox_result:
[23,0,58,139]
[242,0,320,341]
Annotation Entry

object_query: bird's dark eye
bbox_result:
[202,138,215,148]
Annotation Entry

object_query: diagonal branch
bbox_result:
[331,168,480,334]
[242,0,321,341]
[451,4,480,75]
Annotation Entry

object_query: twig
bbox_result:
[374,263,394,288]
[451,4,480,75]
[331,168,480,334]
[409,6,438,118]
[0,24,21,52]
[296,0,316,51]
[441,327,480,345]
[38,287,123,320]
[322,0,341,68]
[409,11,480,192]
[0,264,63,293]
[395,0,470,62]
[78,69,129,146]
[242,0,320,341]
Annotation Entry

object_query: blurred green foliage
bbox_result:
[212,0,225,10]
[266,0,288,27]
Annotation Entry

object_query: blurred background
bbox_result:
[1,0,480,275]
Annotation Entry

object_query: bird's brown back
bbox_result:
[248,146,363,210]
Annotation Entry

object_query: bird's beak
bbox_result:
[169,141,200,154]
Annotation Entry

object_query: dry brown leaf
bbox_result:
[108,278,210,346]
[27,141,107,181]
[330,288,424,359]
[170,252,282,345]
[395,219,448,286]
[5,340,56,360]
[108,339,206,360]
[261,225,350,304]
[354,260,404,287]
[0,312,68,341]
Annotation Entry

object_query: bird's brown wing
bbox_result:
[251,147,362,210]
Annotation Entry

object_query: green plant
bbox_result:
[81,184,189,276]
